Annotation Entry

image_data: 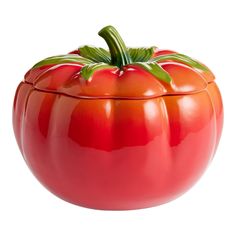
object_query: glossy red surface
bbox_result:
[13,48,223,210]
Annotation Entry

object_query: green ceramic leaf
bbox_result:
[80,62,117,80]
[132,62,172,83]
[151,53,209,71]
[128,47,156,62]
[79,46,111,63]
[32,54,93,69]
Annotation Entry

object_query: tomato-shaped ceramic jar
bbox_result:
[13,26,223,210]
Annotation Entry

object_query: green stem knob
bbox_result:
[98,25,132,68]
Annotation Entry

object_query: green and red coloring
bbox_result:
[13,26,223,210]
[33,25,209,84]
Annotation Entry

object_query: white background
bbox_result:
[0,0,235,235]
